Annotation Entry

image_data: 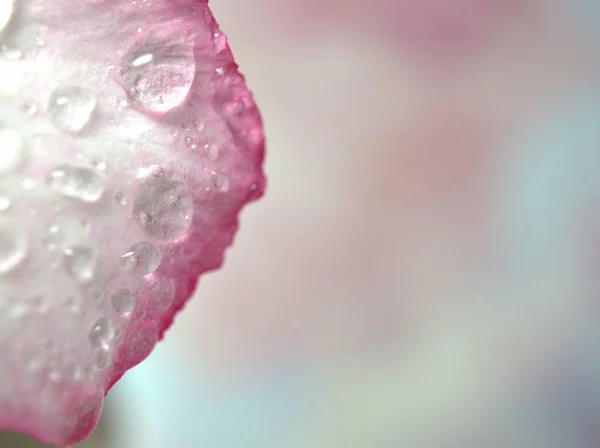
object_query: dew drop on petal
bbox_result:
[0,221,27,275]
[120,39,196,114]
[47,165,105,203]
[120,241,161,275]
[148,276,175,311]
[133,177,193,240]
[124,325,158,368]
[95,348,111,369]
[111,289,135,315]
[48,86,97,134]
[89,317,114,347]
[62,246,95,282]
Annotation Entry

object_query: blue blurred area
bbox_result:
[113,342,313,448]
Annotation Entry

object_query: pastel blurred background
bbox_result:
[3,0,600,446]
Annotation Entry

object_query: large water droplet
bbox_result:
[111,289,135,315]
[120,40,196,114]
[89,317,115,347]
[120,241,161,275]
[0,221,27,275]
[0,125,25,175]
[47,165,105,202]
[0,0,15,34]
[62,246,95,282]
[133,177,193,240]
[124,325,158,368]
[148,277,175,311]
[48,86,97,134]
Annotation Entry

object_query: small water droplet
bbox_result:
[120,39,196,114]
[89,317,115,347]
[151,165,164,177]
[0,125,25,175]
[64,295,80,314]
[0,45,22,60]
[133,177,193,240]
[111,289,135,315]
[115,191,127,205]
[120,241,161,275]
[0,196,11,212]
[47,165,105,202]
[136,165,164,178]
[184,136,197,148]
[9,302,29,319]
[48,86,97,134]
[213,31,228,53]
[211,171,230,192]
[23,100,38,115]
[148,277,175,310]
[21,178,35,190]
[124,325,158,368]
[62,246,95,282]
[0,0,15,34]
[93,159,107,171]
[139,211,152,226]
[65,361,83,380]
[29,295,49,314]
[0,221,27,275]
[95,348,111,369]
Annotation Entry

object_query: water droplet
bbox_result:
[120,39,196,114]
[0,45,22,60]
[115,191,127,206]
[8,302,29,319]
[89,317,115,347]
[111,289,135,315]
[65,361,83,380]
[29,294,49,314]
[148,277,175,310]
[48,86,97,134]
[21,178,35,190]
[0,125,25,175]
[0,0,14,34]
[95,348,111,369]
[0,196,11,212]
[133,177,193,240]
[62,246,95,282]
[136,164,164,178]
[184,136,197,148]
[213,31,228,53]
[0,221,27,275]
[93,159,107,171]
[150,165,164,177]
[64,295,80,314]
[211,171,230,192]
[47,165,105,202]
[120,241,161,275]
[124,325,157,368]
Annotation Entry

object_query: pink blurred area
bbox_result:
[106,1,600,447]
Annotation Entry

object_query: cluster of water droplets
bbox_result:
[0,11,203,403]
[0,0,265,443]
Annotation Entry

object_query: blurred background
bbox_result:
[3,0,600,446]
